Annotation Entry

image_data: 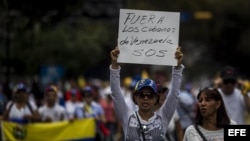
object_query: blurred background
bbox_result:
[0,0,250,97]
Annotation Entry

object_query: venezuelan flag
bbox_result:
[2,118,95,141]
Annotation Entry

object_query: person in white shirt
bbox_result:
[65,88,83,120]
[38,85,67,122]
[3,83,39,124]
[218,66,250,124]
[183,87,236,141]
[75,86,108,141]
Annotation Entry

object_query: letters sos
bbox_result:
[132,49,167,57]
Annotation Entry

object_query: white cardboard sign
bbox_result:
[118,9,180,66]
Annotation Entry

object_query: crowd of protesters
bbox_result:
[0,77,124,141]
[0,64,250,141]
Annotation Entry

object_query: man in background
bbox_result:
[218,66,250,124]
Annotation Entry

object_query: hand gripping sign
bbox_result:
[118,9,180,66]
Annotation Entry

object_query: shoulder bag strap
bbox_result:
[194,125,208,141]
[3,101,14,120]
[26,102,34,114]
[135,112,146,141]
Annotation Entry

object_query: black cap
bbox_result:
[220,66,237,80]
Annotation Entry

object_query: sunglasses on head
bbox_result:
[137,92,155,99]
[223,79,236,85]
[199,87,217,92]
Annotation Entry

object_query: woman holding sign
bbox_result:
[109,46,184,141]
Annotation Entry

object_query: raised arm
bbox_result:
[110,47,131,126]
[110,47,119,69]
[174,46,184,69]
[159,46,184,129]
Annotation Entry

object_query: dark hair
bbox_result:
[195,87,230,127]
[81,86,93,97]
[157,85,169,94]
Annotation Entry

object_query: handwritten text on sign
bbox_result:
[118,9,180,66]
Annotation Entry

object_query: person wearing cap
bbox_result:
[38,85,68,122]
[75,86,105,119]
[65,86,82,102]
[65,88,83,120]
[2,83,39,124]
[155,85,184,141]
[110,46,184,141]
[218,66,250,124]
[75,85,108,140]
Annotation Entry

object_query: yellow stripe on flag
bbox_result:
[2,118,95,141]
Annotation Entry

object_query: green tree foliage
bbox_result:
[11,19,112,75]
[1,0,250,79]
[0,0,116,77]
